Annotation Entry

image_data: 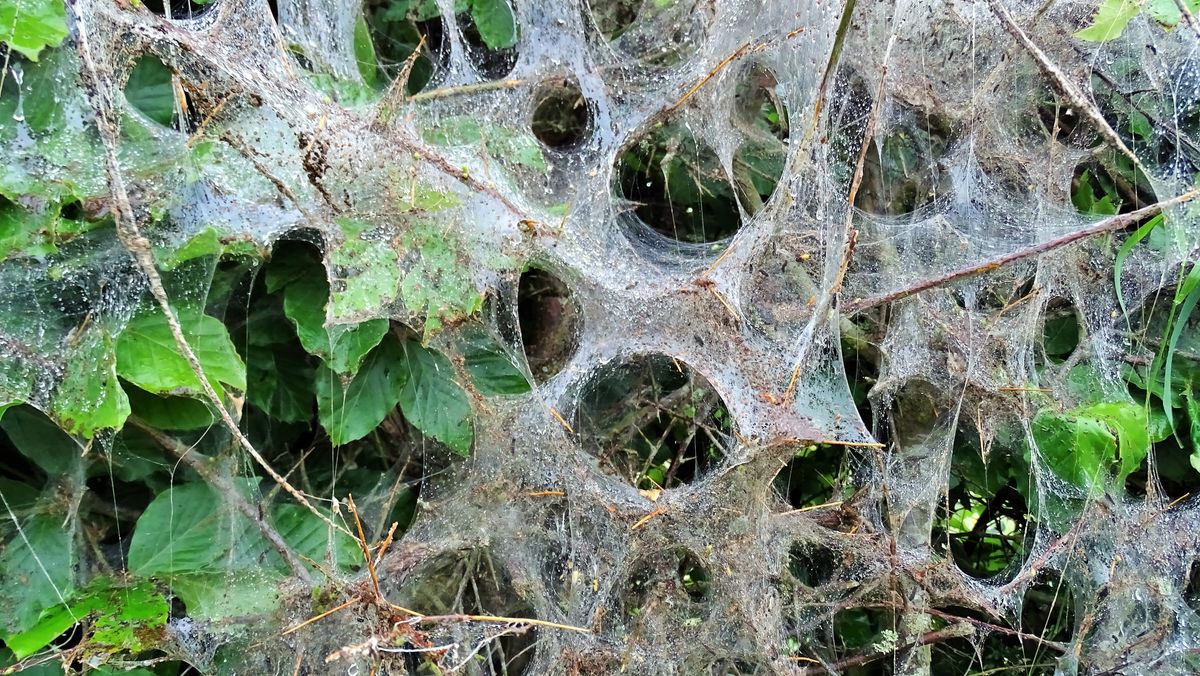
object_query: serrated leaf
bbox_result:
[282,273,387,376]
[1074,0,1141,42]
[270,504,361,572]
[316,335,408,444]
[116,309,246,398]
[128,482,233,576]
[459,328,530,395]
[399,339,473,454]
[0,0,67,60]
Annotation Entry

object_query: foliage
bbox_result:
[0,0,66,60]
[1075,0,1200,42]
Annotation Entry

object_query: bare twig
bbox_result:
[986,0,1147,175]
[1175,0,1200,40]
[129,418,313,582]
[845,191,1198,313]
[797,625,974,675]
[70,3,354,542]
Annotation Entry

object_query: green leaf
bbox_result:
[0,478,40,512]
[1186,389,1200,475]
[1074,0,1141,42]
[116,309,247,398]
[155,226,251,271]
[1042,312,1080,358]
[124,384,215,430]
[1114,214,1162,331]
[0,200,93,261]
[128,482,234,576]
[51,328,130,438]
[1032,401,1150,493]
[5,579,168,660]
[315,335,408,445]
[0,0,67,60]
[470,0,518,50]
[1080,401,1149,484]
[421,116,547,172]
[397,220,485,337]
[460,328,530,395]
[270,504,361,572]
[282,273,388,375]
[244,295,316,422]
[1033,410,1114,494]
[354,14,380,87]
[171,573,282,622]
[1161,262,1200,432]
[328,218,401,320]
[0,514,73,638]
[0,405,79,475]
[1147,0,1200,26]
[399,339,473,454]
[124,56,175,127]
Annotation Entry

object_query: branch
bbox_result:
[986,0,1147,176]
[129,418,314,583]
[844,190,1197,313]
[797,625,973,675]
[69,0,355,542]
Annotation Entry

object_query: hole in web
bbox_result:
[125,56,181,129]
[1071,159,1152,217]
[933,421,1034,580]
[458,1,520,80]
[786,542,837,588]
[889,380,942,450]
[617,547,713,627]
[854,106,955,217]
[530,78,591,150]
[517,267,580,383]
[586,0,709,67]
[929,605,1047,674]
[1185,560,1200,613]
[772,443,848,513]
[1021,572,1075,656]
[364,0,447,95]
[585,0,638,41]
[394,549,539,675]
[732,64,788,216]
[804,606,895,675]
[615,120,742,245]
[142,0,215,20]
[1040,298,1081,364]
[575,354,733,491]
